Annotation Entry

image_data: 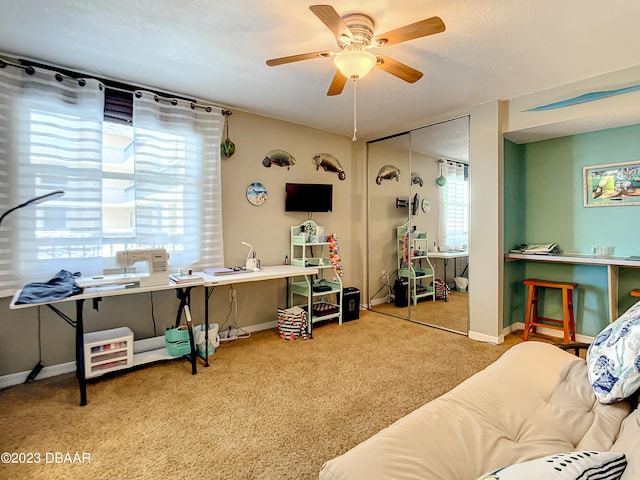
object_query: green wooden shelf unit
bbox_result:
[289,220,343,335]
[397,221,435,305]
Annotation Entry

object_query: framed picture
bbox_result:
[583,160,640,207]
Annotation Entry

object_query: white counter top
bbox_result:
[429,250,468,259]
[505,252,640,267]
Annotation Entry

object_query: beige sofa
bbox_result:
[320,341,639,479]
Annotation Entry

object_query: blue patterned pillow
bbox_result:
[587,300,640,404]
[476,451,627,480]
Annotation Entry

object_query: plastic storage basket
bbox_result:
[165,325,192,356]
[277,306,307,340]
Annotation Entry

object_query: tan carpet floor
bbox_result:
[372,289,469,333]
[1,310,527,480]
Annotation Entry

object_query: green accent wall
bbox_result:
[504,124,640,337]
[503,140,526,329]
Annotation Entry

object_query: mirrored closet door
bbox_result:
[367,117,470,334]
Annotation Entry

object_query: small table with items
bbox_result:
[429,250,469,299]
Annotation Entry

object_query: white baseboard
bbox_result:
[468,330,505,344]
[0,361,76,390]
[369,298,389,307]
[245,320,278,332]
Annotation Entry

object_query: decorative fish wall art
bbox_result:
[411,172,424,187]
[262,149,296,169]
[312,153,346,180]
[376,165,401,185]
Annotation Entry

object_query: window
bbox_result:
[0,64,224,294]
[100,121,202,269]
[438,161,469,251]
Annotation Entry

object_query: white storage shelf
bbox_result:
[84,327,134,379]
[290,221,343,329]
[397,222,436,305]
[290,255,332,268]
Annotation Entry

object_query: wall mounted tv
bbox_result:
[285,183,333,212]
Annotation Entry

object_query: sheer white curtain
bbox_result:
[0,63,225,296]
[438,160,469,251]
[132,91,224,269]
[0,64,104,295]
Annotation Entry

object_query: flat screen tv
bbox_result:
[285,183,333,212]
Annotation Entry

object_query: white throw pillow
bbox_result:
[587,300,640,404]
[476,451,626,480]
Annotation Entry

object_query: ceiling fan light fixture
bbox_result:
[334,49,377,79]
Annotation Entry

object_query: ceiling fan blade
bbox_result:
[372,16,445,47]
[375,55,423,83]
[266,50,333,66]
[327,70,348,96]
[309,5,353,41]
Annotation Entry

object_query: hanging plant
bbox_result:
[220,110,236,158]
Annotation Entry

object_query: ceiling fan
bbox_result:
[266,5,445,96]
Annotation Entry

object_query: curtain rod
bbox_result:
[0,54,231,114]
[439,158,468,166]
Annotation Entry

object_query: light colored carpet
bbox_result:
[372,289,468,333]
[0,310,524,480]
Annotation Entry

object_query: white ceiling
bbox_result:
[2,0,640,143]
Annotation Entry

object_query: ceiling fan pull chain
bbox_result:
[352,78,358,141]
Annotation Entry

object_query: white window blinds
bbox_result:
[132,91,224,269]
[438,160,469,251]
[0,65,104,295]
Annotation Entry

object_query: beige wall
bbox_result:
[468,100,507,343]
[366,138,410,304]
[218,111,363,329]
[0,111,362,377]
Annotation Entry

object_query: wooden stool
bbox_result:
[523,278,578,344]
[631,289,640,298]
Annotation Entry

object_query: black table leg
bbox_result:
[45,301,86,406]
[175,286,197,375]
[75,299,87,406]
[286,278,290,308]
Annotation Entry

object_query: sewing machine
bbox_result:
[115,249,169,286]
[75,249,170,289]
